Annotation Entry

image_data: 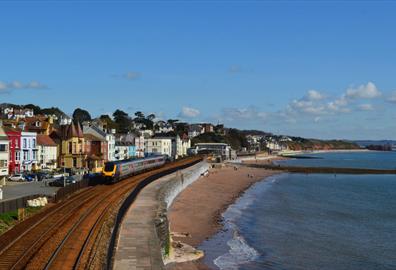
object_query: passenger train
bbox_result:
[102,155,167,183]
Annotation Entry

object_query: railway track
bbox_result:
[0,157,201,270]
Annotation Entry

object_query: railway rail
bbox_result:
[0,157,202,270]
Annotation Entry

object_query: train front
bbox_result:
[102,162,117,183]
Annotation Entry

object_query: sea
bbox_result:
[199,151,396,270]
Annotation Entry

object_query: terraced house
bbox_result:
[37,134,58,170]
[51,123,86,170]
[0,126,9,186]
[20,131,38,172]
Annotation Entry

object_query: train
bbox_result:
[102,155,167,183]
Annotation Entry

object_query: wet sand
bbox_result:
[166,164,279,270]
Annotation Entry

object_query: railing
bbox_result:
[53,178,90,203]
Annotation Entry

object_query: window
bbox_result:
[23,139,27,148]
[32,151,36,160]
[23,151,28,160]
[69,142,73,154]
[0,160,7,168]
[0,144,7,152]
[73,157,77,167]
[16,151,20,161]
[15,139,19,148]
[32,139,36,148]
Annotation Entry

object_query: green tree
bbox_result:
[99,114,118,130]
[72,108,92,124]
[24,104,42,115]
[134,111,144,119]
[147,113,156,121]
[40,107,66,118]
[113,109,132,133]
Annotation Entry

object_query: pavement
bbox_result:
[0,181,59,201]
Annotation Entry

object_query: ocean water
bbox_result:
[275,151,396,169]
[200,152,396,270]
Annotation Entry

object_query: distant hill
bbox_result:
[354,140,396,147]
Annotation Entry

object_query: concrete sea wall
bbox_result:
[113,161,209,270]
[155,161,209,258]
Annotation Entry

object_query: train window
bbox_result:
[104,163,115,171]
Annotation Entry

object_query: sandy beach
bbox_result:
[166,164,279,270]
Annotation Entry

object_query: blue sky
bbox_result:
[1,1,396,140]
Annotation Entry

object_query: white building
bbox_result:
[106,133,116,161]
[154,121,174,134]
[134,136,145,158]
[0,127,9,186]
[145,138,172,157]
[194,143,234,160]
[115,142,129,161]
[20,131,38,172]
[5,108,34,119]
[59,115,72,126]
[36,134,58,170]
[188,124,204,138]
[174,135,191,159]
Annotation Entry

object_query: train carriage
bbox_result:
[102,155,167,183]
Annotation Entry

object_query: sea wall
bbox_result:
[155,161,210,258]
[113,161,209,270]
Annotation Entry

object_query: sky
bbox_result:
[1,1,396,140]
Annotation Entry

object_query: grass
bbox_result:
[0,206,43,235]
[0,210,18,234]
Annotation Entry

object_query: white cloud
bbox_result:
[0,80,47,93]
[327,95,350,112]
[346,82,381,99]
[221,106,267,121]
[357,104,374,111]
[305,90,326,101]
[179,106,200,118]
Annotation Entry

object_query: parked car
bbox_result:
[24,174,38,182]
[8,174,25,182]
[36,172,51,181]
[48,176,76,187]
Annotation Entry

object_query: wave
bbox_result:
[212,176,279,270]
[214,227,259,270]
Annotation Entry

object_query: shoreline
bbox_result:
[166,164,280,270]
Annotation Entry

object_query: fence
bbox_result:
[53,178,90,203]
[0,194,48,214]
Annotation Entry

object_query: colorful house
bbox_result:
[84,133,107,173]
[4,127,21,174]
[37,134,58,170]
[0,126,9,185]
[20,131,38,172]
[52,123,86,170]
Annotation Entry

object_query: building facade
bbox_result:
[134,136,145,158]
[115,142,129,161]
[84,134,107,173]
[106,133,116,161]
[36,134,58,170]
[0,127,9,185]
[4,128,21,174]
[20,131,38,172]
[145,138,172,157]
[55,123,86,170]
